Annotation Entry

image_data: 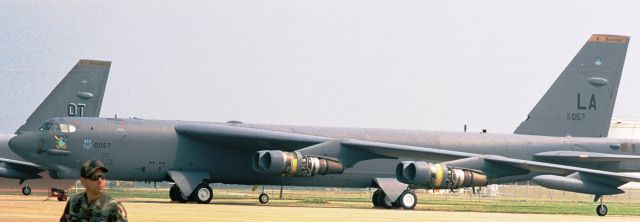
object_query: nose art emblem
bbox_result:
[54,135,68,149]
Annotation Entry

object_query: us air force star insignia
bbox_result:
[595,57,603,66]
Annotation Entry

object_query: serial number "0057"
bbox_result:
[566,113,585,121]
[94,143,112,149]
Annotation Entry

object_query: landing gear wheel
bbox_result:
[22,186,32,196]
[190,183,213,204]
[391,200,401,208]
[396,190,417,209]
[377,191,393,209]
[170,184,188,203]
[596,204,608,217]
[169,184,179,201]
[259,193,269,204]
[371,190,381,207]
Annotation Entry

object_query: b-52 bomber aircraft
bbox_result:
[8,34,637,216]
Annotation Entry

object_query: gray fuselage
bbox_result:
[12,117,640,188]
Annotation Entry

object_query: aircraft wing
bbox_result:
[344,140,640,183]
[483,155,640,182]
[175,123,640,183]
[175,123,330,150]
[175,123,471,159]
[0,157,45,180]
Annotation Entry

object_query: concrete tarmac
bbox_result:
[1,195,638,222]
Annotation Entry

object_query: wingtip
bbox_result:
[588,34,630,43]
[78,60,112,67]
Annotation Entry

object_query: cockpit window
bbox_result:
[38,122,76,133]
[39,122,54,132]
[60,124,76,133]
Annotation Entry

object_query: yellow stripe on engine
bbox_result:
[434,164,443,187]
[291,159,298,174]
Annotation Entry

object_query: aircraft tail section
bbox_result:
[16,60,111,133]
[514,34,629,137]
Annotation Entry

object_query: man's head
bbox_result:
[81,160,109,178]
[80,160,109,196]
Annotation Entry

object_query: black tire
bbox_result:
[190,184,213,204]
[377,191,393,209]
[372,190,381,207]
[57,195,67,201]
[22,186,31,196]
[259,193,269,204]
[169,184,179,201]
[397,190,417,209]
[596,204,608,217]
[170,184,188,203]
[391,200,401,208]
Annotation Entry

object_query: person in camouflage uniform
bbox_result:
[60,160,127,222]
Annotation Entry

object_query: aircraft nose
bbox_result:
[9,132,39,158]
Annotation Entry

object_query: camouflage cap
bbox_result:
[80,160,109,178]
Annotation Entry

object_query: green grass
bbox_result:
[418,199,640,216]
[109,189,640,215]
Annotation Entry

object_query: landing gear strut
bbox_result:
[595,195,608,217]
[257,185,269,204]
[19,179,31,196]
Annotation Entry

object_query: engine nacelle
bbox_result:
[252,150,344,177]
[395,161,414,184]
[396,161,487,189]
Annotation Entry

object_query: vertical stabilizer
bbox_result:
[16,60,111,133]
[514,34,629,137]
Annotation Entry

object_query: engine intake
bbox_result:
[396,161,487,189]
[252,150,344,177]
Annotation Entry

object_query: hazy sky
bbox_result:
[1,0,639,133]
